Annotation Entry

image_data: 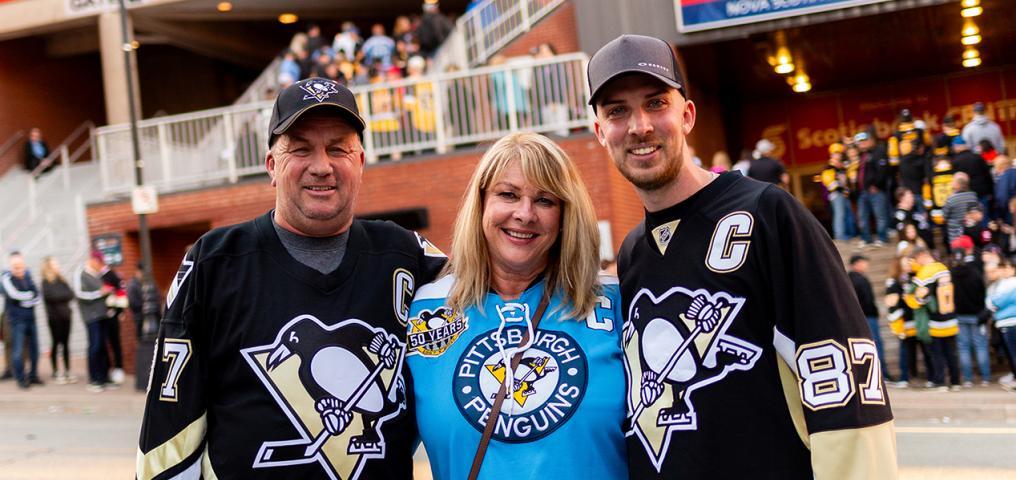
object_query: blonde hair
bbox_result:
[41,256,62,283]
[445,132,602,319]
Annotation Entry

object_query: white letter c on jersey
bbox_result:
[706,212,753,273]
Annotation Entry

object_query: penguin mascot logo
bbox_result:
[623,286,762,472]
[241,315,406,479]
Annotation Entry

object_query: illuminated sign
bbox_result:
[676,0,888,33]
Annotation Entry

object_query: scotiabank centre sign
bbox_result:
[743,68,1016,167]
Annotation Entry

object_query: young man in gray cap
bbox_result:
[137,77,446,480]
[588,34,897,478]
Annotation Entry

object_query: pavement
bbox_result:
[1,357,1015,479]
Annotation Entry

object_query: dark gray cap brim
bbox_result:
[272,102,366,138]
[588,68,684,106]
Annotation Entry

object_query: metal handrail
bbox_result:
[456,0,565,66]
[235,57,283,104]
[30,120,95,178]
[0,129,26,161]
[94,53,593,196]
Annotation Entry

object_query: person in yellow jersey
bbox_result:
[821,143,855,241]
[886,244,934,388]
[906,247,961,390]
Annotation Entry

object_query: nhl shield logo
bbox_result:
[240,315,407,480]
[623,286,762,472]
[300,79,340,102]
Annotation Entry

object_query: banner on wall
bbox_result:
[66,0,145,17]
[742,69,1016,168]
[675,0,888,33]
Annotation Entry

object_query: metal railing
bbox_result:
[235,57,282,104]
[458,0,565,67]
[0,129,26,166]
[93,53,592,196]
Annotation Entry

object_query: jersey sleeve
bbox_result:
[137,247,208,480]
[759,187,897,480]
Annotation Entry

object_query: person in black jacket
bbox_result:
[849,254,891,378]
[126,264,162,340]
[416,2,453,58]
[23,127,49,172]
[41,256,76,384]
[950,137,994,217]
[949,236,992,386]
[854,130,892,246]
[1,252,43,389]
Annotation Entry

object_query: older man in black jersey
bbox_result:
[588,34,897,479]
[137,78,446,480]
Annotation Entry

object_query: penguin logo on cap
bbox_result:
[300,79,340,102]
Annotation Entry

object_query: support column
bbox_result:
[98,11,142,125]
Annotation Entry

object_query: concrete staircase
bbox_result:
[0,162,105,361]
[832,238,903,377]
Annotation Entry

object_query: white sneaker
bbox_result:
[962,381,974,388]
[54,374,68,385]
[66,374,78,384]
[111,368,125,385]
[872,240,886,247]
[86,383,105,393]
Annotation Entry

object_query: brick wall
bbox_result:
[85,133,644,372]
[498,1,580,58]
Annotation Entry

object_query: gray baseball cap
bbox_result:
[587,34,686,106]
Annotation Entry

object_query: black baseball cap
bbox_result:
[587,34,686,106]
[268,77,365,148]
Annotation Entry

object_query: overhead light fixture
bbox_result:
[278,13,298,24]
[962,19,979,37]
[961,34,982,45]
[217,2,232,12]
[961,6,983,17]
[963,57,982,68]
[963,46,980,60]
[767,31,795,74]
[130,40,139,49]
[787,70,811,93]
[961,0,979,7]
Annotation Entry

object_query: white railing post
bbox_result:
[75,194,88,252]
[60,144,71,188]
[433,78,449,154]
[359,93,378,164]
[97,133,110,194]
[223,112,238,183]
[521,0,532,31]
[27,177,37,220]
[505,67,519,133]
[158,124,173,184]
[581,57,596,133]
[472,13,486,66]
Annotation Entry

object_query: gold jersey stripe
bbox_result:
[810,420,898,480]
[776,355,810,449]
[136,412,207,480]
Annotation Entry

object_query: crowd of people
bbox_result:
[804,103,1015,392]
[276,3,454,89]
[0,250,161,392]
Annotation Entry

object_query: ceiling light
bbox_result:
[278,13,298,24]
[775,63,795,74]
[961,34,982,45]
[963,46,980,60]
[217,2,232,12]
[961,0,979,7]
[962,19,979,37]
[963,57,982,68]
[792,80,812,93]
[961,6,983,17]
[787,72,811,93]
[130,40,139,49]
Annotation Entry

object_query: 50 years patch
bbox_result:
[408,306,469,357]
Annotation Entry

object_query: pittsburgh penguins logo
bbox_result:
[240,316,406,479]
[454,326,587,443]
[300,78,340,102]
[407,306,469,357]
[623,287,762,472]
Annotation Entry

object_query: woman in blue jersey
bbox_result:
[406,132,627,479]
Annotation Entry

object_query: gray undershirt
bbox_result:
[272,216,349,274]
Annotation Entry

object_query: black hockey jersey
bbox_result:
[137,212,446,480]
[618,172,896,479]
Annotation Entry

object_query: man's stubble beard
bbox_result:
[613,144,683,192]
